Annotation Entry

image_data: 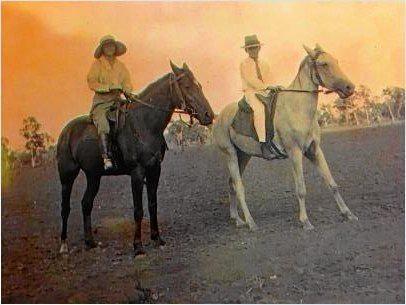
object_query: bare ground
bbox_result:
[2,123,404,303]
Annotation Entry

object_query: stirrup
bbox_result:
[268,141,288,159]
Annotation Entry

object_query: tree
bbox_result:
[19,116,54,168]
[382,87,405,121]
[2,137,16,187]
[165,116,210,150]
[317,104,335,127]
[333,85,377,126]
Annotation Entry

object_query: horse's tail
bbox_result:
[56,121,74,162]
[56,116,91,181]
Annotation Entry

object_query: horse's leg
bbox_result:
[290,148,313,230]
[228,176,245,227]
[230,150,251,227]
[227,148,257,231]
[306,143,358,221]
[81,174,101,249]
[59,167,79,254]
[131,166,146,257]
[146,163,165,247]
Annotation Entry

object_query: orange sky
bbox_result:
[2,1,404,149]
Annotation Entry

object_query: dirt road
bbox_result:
[2,123,404,303]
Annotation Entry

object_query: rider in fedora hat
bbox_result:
[234,34,287,160]
[87,35,134,170]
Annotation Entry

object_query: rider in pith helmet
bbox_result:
[237,34,287,159]
[87,35,133,170]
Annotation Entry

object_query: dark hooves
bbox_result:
[133,243,146,258]
[152,237,166,248]
[85,239,98,250]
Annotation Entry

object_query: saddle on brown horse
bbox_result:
[106,98,130,136]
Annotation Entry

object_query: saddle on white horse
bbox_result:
[230,93,286,159]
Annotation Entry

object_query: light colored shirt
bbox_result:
[87,55,133,94]
[240,57,272,92]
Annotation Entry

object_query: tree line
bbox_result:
[318,86,404,127]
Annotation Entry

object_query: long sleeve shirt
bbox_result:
[240,57,272,93]
[87,56,133,94]
[87,56,133,112]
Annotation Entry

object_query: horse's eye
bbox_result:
[317,61,328,67]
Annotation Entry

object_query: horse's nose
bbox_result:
[345,83,355,95]
[204,111,213,124]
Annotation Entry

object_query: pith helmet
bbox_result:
[94,35,127,58]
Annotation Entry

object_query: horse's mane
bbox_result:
[289,55,312,89]
[137,73,171,99]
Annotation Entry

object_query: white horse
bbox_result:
[213,44,358,231]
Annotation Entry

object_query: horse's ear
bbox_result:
[315,43,325,53]
[170,60,182,75]
[303,44,317,59]
[182,63,190,72]
[255,93,269,104]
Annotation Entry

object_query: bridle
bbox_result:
[124,72,198,117]
[169,73,199,117]
[309,52,327,88]
[267,52,334,95]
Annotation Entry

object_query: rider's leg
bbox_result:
[262,93,287,158]
[231,94,287,160]
[91,105,113,170]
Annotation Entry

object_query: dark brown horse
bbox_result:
[57,62,214,257]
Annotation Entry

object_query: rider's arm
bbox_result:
[240,61,266,91]
[87,61,110,93]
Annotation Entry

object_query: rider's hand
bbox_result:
[124,91,138,102]
[266,85,284,93]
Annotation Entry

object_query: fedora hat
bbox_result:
[241,34,263,49]
[94,35,127,58]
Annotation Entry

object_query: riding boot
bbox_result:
[99,133,113,170]
[229,127,280,160]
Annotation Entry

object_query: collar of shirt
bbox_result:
[99,55,117,71]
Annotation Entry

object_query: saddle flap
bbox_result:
[231,97,258,140]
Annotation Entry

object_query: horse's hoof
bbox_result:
[344,211,359,221]
[85,239,97,250]
[134,243,146,258]
[302,220,315,231]
[60,241,69,254]
[152,237,166,248]
[231,217,245,227]
[134,248,146,258]
[248,222,259,231]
